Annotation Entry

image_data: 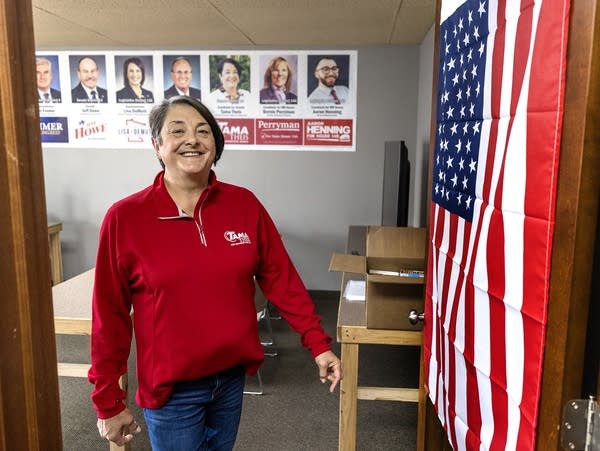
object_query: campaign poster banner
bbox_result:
[36,50,357,151]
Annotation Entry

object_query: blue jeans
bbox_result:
[143,366,245,451]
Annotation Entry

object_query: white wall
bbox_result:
[44,45,426,290]
[413,25,435,227]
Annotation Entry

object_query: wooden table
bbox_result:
[336,226,425,451]
[52,268,130,451]
[47,222,63,285]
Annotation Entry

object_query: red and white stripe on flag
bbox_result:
[423,0,570,449]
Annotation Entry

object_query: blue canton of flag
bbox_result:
[433,0,489,222]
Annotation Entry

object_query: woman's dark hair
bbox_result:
[123,57,146,87]
[149,96,225,168]
[262,56,293,91]
[217,57,242,76]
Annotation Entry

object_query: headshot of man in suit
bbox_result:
[71,56,108,103]
[164,56,201,100]
[308,56,350,105]
[36,56,61,103]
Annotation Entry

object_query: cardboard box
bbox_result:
[330,226,427,330]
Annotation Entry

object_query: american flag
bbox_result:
[423,0,570,449]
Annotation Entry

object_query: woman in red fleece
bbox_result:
[89,95,342,450]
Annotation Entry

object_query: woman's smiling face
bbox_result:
[271,61,289,89]
[153,103,216,179]
[127,62,143,87]
[219,62,240,91]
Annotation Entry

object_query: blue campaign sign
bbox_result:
[40,116,69,143]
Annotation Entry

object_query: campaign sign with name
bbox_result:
[116,117,152,146]
[256,118,303,145]
[72,118,109,144]
[217,118,255,145]
[304,119,353,146]
[40,117,69,143]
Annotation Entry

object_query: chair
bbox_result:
[243,281,277,395]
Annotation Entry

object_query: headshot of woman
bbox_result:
[259,56,297,105]
[208,57,250,103]
[116,57,154,104]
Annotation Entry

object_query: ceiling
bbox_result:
[32,0,437,49]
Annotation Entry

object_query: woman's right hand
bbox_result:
[97,407,141,446]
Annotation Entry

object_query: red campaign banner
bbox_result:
[217,118,255,145]
[255,119,303,145]
[304,119,353,146]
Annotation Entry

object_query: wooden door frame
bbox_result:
[537,0,600,447]
[0,0,63,449]
[420,0,445,447]
[421,0,600,449]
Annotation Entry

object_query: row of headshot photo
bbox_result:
[36,53,352,106]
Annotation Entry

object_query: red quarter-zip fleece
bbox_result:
[89,171,331,419]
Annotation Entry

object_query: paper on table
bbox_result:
[343,280,366,302]
[368,269,425,278]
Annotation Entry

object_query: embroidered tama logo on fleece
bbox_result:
[224,231,251,246]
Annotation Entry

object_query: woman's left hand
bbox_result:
[314,350,343,392]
